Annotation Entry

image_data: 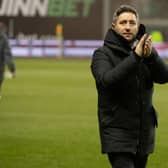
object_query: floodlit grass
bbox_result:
[0,58,168,168]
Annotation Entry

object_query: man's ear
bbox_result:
[111,23,115,30]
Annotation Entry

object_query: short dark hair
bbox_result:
[112,5,139,23]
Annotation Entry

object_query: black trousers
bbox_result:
[107,152,148,168]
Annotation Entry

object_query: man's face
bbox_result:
[112,12,138,42]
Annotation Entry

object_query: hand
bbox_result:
[143,35,152,57]
[135,34,147,57]
[135,34,152,58]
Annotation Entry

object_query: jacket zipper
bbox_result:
[136,60,143,153]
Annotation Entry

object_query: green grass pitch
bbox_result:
[0,58,168,168]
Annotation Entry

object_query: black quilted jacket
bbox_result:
[91,28,168,154]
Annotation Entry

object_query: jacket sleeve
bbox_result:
[144,48,168,84]
[3,34,16,73]
[91,48,140,87]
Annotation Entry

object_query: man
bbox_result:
[91,5,168,168]
[0,22,16,98]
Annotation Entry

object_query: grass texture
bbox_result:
[0,58,168,168]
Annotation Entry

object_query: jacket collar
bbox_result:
[104,28,139,56]
[104,28,132,55]
[103,25,146,56]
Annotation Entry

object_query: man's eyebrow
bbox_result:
[119,19,136,22]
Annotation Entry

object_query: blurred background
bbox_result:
[0,0,168,58]
[1,1,168,168]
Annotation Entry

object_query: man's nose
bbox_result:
[125,23,131,29]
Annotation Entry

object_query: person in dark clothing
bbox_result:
[0,22,16,98]
[91,5,168,168]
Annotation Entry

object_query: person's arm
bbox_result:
[91,34,150,88]
[137,34,168,84]
[144,48,168,84]
[91,48,140,88]
[3,34,16,78]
